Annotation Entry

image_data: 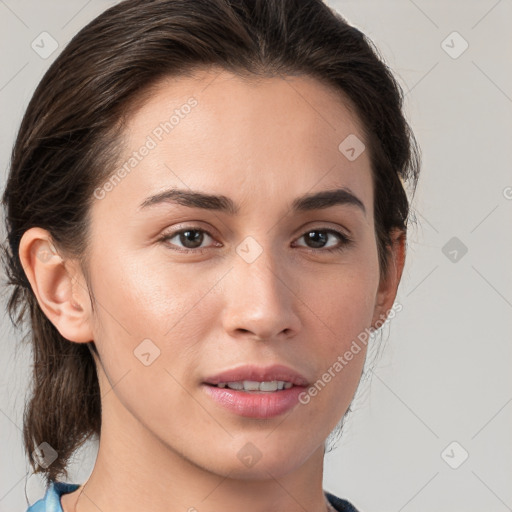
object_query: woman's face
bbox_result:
[70,69,401,478]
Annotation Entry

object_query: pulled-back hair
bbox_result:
[1,0,420,486]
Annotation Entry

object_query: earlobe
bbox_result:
[371,229,406,329]
[18,227,94,343]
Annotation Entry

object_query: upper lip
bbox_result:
[203,364,309,387]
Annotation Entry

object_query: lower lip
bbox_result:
[202,384,306,419]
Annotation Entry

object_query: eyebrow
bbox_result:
[138,187,366,216]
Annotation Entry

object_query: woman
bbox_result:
[1,0,420,511]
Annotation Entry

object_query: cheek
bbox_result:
[294,288,372,433]
[90,247,209,339]
[88,248,223,405]
[295,254,379,396]
[300,257,379,339]
[87,250,208,433]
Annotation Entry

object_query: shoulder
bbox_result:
[26,481,80,512]
[325,490,362,512]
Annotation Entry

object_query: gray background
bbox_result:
[1,1,511,511]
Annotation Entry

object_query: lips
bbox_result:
[203,363,310,387]
[201,364,310,419]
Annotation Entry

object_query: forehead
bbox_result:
[130,68,367,150]
[95,68,373,220]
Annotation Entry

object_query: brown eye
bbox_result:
[295,229,353,253]
[159,227,217,252]
[176,229,205,249]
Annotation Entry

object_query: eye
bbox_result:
[158,227,219,253]
[158,226,353,254]
[294,228,353,253]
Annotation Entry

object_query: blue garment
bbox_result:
[27,480,360,512]
[27,482,79,512]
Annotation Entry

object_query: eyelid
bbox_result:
[294,220,352,238]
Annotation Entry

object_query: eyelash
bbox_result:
[157,226,353,254]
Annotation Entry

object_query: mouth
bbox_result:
[203,363,309,388]
[201,364,309,419]
[204,380,296,392]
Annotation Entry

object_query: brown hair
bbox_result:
[1,0,420,487]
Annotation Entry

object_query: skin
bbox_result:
[20,68,405,512]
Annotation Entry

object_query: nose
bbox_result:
[221,242,301,342]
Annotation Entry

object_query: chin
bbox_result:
[203,435,317,480]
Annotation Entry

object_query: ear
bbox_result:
[18,227,94,343]
[371,228,406,329]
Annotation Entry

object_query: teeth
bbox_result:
[244,380,261,391]
[215,380,294,392]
